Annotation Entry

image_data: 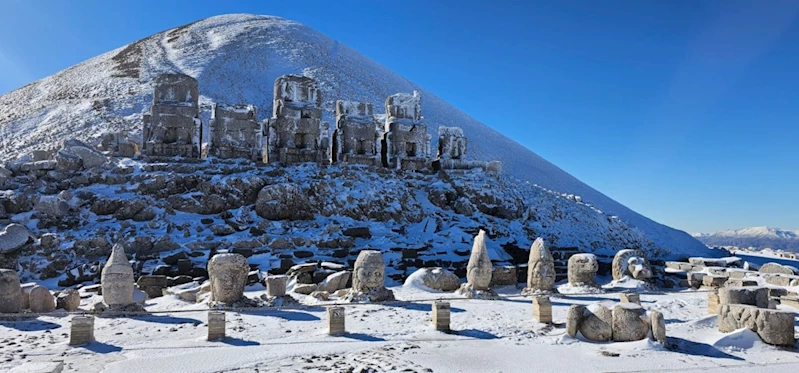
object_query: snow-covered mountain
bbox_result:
[693,226,799,251]
[0,14,710,258]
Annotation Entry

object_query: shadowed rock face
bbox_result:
[466,230,492,290]
[208,253,249,303]
[0,269,22,313]
[101,244,134,306]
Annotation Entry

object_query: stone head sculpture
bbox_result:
[466,230,493,290]
[101,244,134,306]
[352,250,386,293]
[527,237,555,291]
[611,249,652,281]
[207,253,249,303]
[0,269,22,313]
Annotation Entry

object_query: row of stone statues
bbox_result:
[142,73,500,172]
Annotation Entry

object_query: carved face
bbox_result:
[353,251,385,292]
[628,257,652,280]
[356,265,384,291]
[102,272,134,305]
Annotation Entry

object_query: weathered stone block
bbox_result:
[612,303,649,342]
[708,291,719,315]
[532,296,552,324]
[432,301,451,331]
[265,275,288,297]
[702,275,727,289]
[207,311,225,341]
[327,306,345,336]
[718,304,795,346]
[566,304,585,338]
[69,316,94,345]
[619,292,640,305]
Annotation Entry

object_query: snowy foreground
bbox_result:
[2,283,798,373]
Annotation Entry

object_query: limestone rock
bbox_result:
[407,267,460,291]
[318,271,351,293]
[579,302,613,341]
[465,230,492,290]
[612,249,652,281]
[57,289,81,311]
[35,195,70,219]
[0,269,22,313]
[67,145,107,169]
[29,285,55,313]
[759,262,796,275]
[490,266,517,286]
[255,184,314,220]
[566,304,585,338]
[310,290,330,300]
[523,237,555,293]
[719,286,769,309]
[719,304,795,346]
[344,250,394,302]
[207,253,249,303]
[567,253,598,287]
[293,283,317,295]
[611,303,649,342]
[0,223,32,254]
[650,310,666,343]
[101,244,135,306]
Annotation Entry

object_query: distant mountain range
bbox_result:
[693,226,799,251]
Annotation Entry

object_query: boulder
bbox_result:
[580,302,613,342]
[407,267,460,291]
[342,227,371,238]
[56,289,81,311]
[567,253,598,286]
[719,286,770,308]
[310,290,330,300]
[137,275,168,298]
[650,310,666,343]
[28,285,55,313]
[0,223,32,254]
[0,269,22,313]
[719,304,795,346]
[611,303,649,342]
[292,283,317,295]
[255,184,314,220]
[759,262,796,276]
[318,271,351,293]
[35,195,70,219]
[67,146,107,169]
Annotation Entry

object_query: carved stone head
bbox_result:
[207,253,249,303]
[352,250,386,292]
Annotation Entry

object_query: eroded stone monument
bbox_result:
[382,91,431,170]
[456,230,497,298]
[522,238,555,295]
[142,74,201,158]
[69,316,95,346]
[343,250,394,302]
[101,244,136,309]
[210,104,264,161]
[611,249,652,281]
[0,269,22,313]
[332,101,382,166]
[207,253,250,305]
[567,253,598,287]
[265,75,329,165]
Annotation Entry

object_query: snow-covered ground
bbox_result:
[2,283,797,372]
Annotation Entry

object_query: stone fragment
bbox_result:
[29,285,55,313]
[57,289,81,311]
[686,272,704,288]
[523,237,555,294]
[620,293,641,305]
[702,275,727,289]
[345,250,394,302]
[708,291,720,314]
[718,286,770,309]
[580,302,613,342]
[0,223,32,254]
[490,266,517,286]
[208,253,249,303]
[612,249,652,281]
[292,283,317,295]
[69,316,95,345]
[265,275,288,297]
[327,306,345,335]
[207,311,226,341]
[255,183,314,220]
[318,271,351,293]
[567,253,598,287]
[566,304,585,338]
[718,304,795,346]
[725,278,758,287]
[137,275,168,298]
[432,301,451,331]
[101,244,134,306]
[310,290,329,300]
[611,303,649,342]
[0,269,22,313]
[650,310,666,344]
[532,296,552,324]
[759,262,796,275]
[407,267,461,291]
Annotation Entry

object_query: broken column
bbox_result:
[265,75,329,165]
[522,238,555,295]
[142,73,201,158]
[343,250,394,302]
[532,296,552,324]
[69,316,95,346]
[332,100,382,166]
[0,269,22,313]
[432,301,451,331]
[207,311,226,341]
[456,230,497,298]
[382,91,430,171]
[327,306,345,336]
[210,104,264,161]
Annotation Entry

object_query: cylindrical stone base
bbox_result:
[69,316,95,346]
[432,301,451,331]
[620,293,641,305]
[207,311,226,341]
[327,306,345,336]
[532,296,552,324]
[266,275,288,297]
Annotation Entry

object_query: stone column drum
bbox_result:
[328,306,346,336]
[207,311,226,341]
[69,316,95,346]
[432,301,451,331]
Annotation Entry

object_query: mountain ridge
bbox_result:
[693,226,799,251]
[0,13,710,258]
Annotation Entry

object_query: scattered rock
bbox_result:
[0,223,32,254]
[28,285,56,313]
[56,289,81,311]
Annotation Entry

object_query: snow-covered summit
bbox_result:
[693,226,799,251]
[0,13,710,258]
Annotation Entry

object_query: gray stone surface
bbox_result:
[345,250,394,302]
[208,253,249,303]
[0,269,22,313]
[718,304,795,346]
[612,249,652,281]
[210,104,263,161]
[318,271,351,293]
[611,303,649,342]
[524,237,555,293]
[29,285,55,313]
[759,262,796,275]
[719,286,770,309]
[567,253,598,286]
[465,230,492,290]
[57,289,81,311]
[266,75,328,165]
[580,302,613,342]
[333,100,382,165]
[292,283,317,295]
[383,91,431,170]
[409,267,460,291]
[69,316,94,346]
[650,310,666,343]
[566,304,585,338]
[0,223,32,254]
[142,73,200,158]
[432,301,451,331]
[327,306,345,335]
[265,275,288,297]
[101,244,135,306]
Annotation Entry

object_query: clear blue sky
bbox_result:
[1,0,797,233]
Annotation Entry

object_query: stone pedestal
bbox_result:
[69,316,94,346]
[432,301,451,331]
[207,311,226,341]
[532,296,552,324]
[327,306,345,336]
[708,291,719,314]
[266,275,288,297]
[620,293,640,305]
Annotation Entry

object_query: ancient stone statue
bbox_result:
[456,230,497,298]
[567,253,598,287]
[207,253,249,303]
[0,269,22,313]
[344,250,394,302]
[101,244,135,306]
[611,249,652,281]
[522,238,555,295]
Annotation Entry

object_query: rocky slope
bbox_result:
[0,14,710,258]
[693,226,799,251]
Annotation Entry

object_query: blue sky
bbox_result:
[1,0,797,233]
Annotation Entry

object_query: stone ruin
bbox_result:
[567,253,599,288]
[611,249,652,282]
[382,91,432,171]
[456,230,497,298]
[98,244,144,313]
[343,250,394,302]
[210,104,264,161]
[434,126,501,173]
[522,238,555,295]
[332,101,382,166]
[716,286,795,346]
[142,73,201,158]
[265,75,329,165]
[207,253,253,307]
[566,301,665,344]
[0,268,22,313]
